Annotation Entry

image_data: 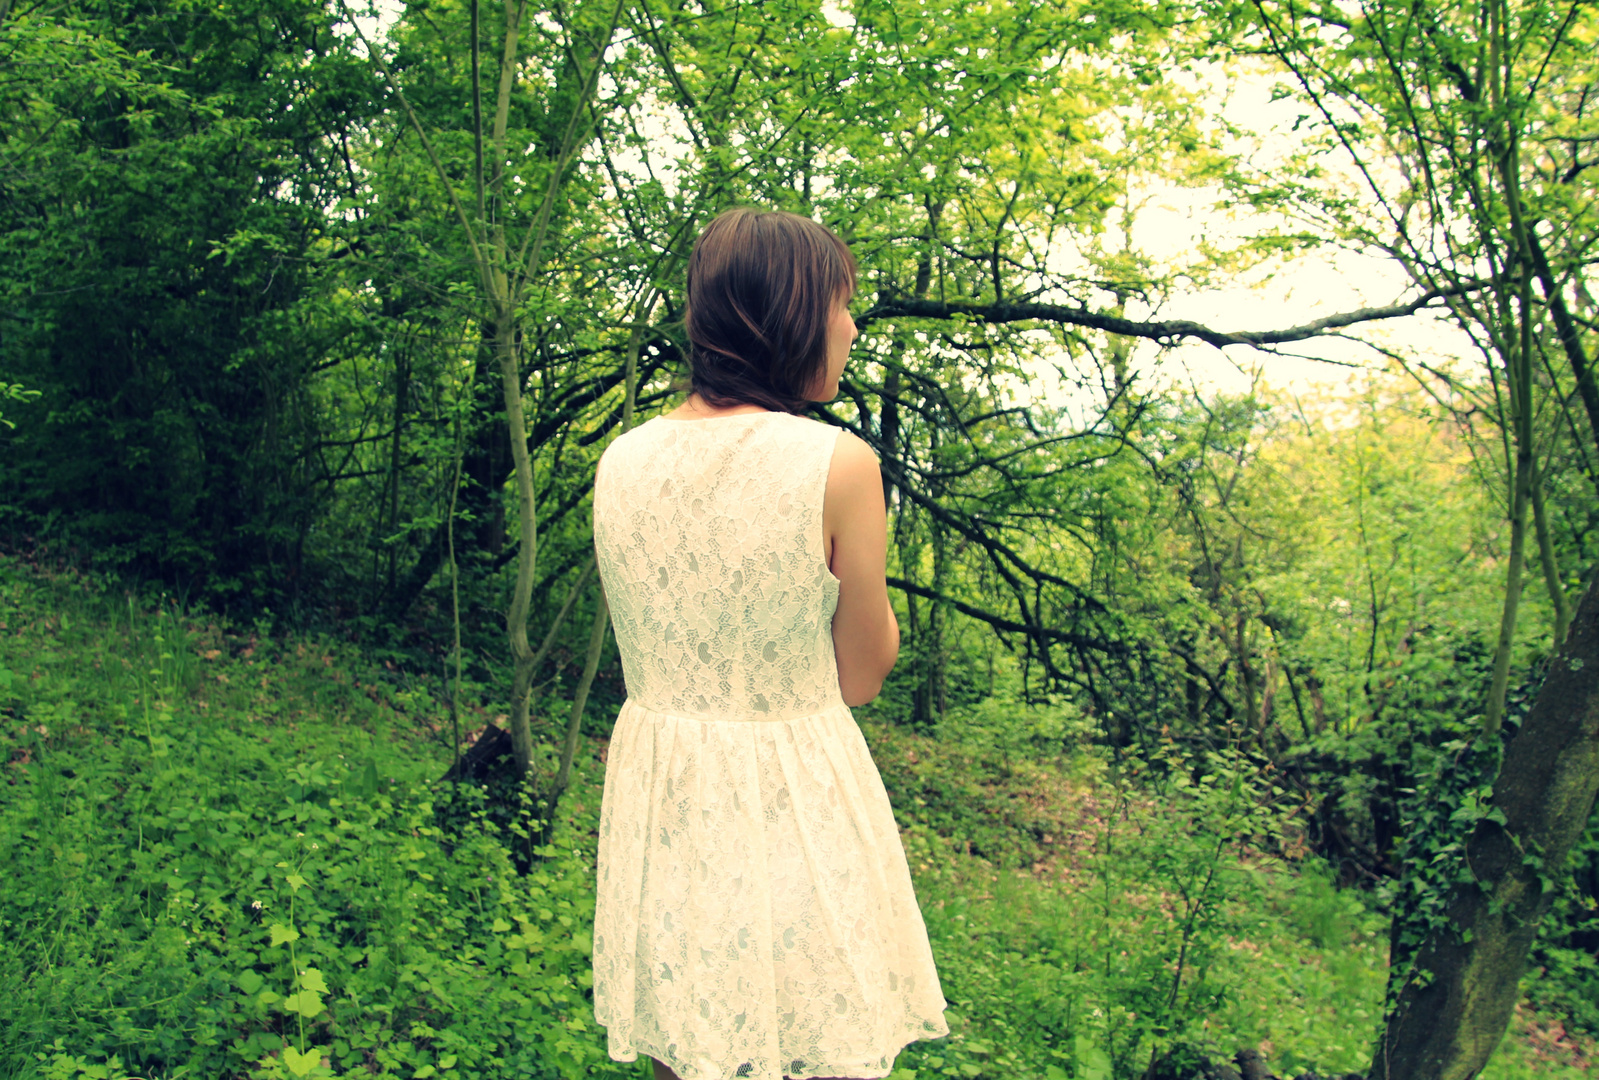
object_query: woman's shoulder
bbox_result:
[764,415,880,480]
[603,416,669,452]
[826,429,880,492]
[771,410,858,446]
[770,410,866,449]
[828,426,876,463]
[595,420,660,486]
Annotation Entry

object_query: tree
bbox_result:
[0,0,378,603]
[334,0,1524,754]
[1246,1,1599,1074]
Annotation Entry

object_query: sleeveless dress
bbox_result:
[589,410,949,1080]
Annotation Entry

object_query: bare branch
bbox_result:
[860,287,1465,350]
[887,576,1126,655]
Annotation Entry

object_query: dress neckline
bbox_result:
[656,410,780,423]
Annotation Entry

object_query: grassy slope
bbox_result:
[0,559,617,1080]
[0,557,1590,1080]
[859,722,1595,1080]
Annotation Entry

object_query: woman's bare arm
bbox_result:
[824,432,899,706]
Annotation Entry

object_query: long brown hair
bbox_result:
[680,208,857,414]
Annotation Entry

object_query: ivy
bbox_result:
[1380,665,1548,1010]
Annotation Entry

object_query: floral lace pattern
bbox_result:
[591,413,949,1080]
[594,413,843,721]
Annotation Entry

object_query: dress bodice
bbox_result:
[592,411,846,721]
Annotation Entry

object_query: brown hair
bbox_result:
[679,207,857,414]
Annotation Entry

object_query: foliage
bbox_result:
[1245,0,1599,735]
[0,556,1358,1080]
[0,0,379,603]
[1527,801,1599,1036]
[0,557,615,1080]
[0,383,38,430]
[871,715,1388,1080]
[6,542,1597,1080]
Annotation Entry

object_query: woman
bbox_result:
[590,208,949,1080]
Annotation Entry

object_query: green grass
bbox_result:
[0,558,626,1080]
[862,718,1389,1080]
[0,555,1590,1080]
[860,715,1594,1080]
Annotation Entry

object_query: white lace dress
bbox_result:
[590,411,949,1080]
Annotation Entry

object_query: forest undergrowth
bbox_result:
[0,556,1592,1080]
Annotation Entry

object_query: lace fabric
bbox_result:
[591,412,949,1080]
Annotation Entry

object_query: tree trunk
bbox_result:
[383,338,503,624]
[1525,230,1599,464]
[1531,463,1570,646]
[1481,432,1533,739]
[879,364,901,510]
[1369,572,1599,1080]
[382,343,409,597]
[921,420,949,726]
[466,323,510,555]
[1482,269,1537,740]
[549,299,649,806]
[497,300,540,778]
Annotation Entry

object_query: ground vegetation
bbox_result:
[4,0,1599,1076]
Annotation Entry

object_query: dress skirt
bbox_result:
[592,698,950,1080]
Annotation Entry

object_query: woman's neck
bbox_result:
[664,393,773,420]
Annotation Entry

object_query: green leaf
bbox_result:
[413,1067,437,1079]
[297,967,329,995]
[237,970,264,995]
[1074,1036,1112,1080]
[269,923,300,947]
[282,1045,321,1078]
[285,872,308,892]
[284,990,325,1018]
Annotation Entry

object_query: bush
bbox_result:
[871,723,1389,1080]
[0,558,625,1080]
[7,556,1583,1080]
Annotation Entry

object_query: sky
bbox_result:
[1081,198,1472,411]
[1040,63,1476,411]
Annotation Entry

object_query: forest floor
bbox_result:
[0,555,1594,1080]
[855,721,1599,1080]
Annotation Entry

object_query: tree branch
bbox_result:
[887,576,1127,655]
[861,289,1465,350]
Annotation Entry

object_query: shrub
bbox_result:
[0,558,626,1080]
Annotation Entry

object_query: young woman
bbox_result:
[590,208,949,1080]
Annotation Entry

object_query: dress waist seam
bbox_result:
[622,697,852,724]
